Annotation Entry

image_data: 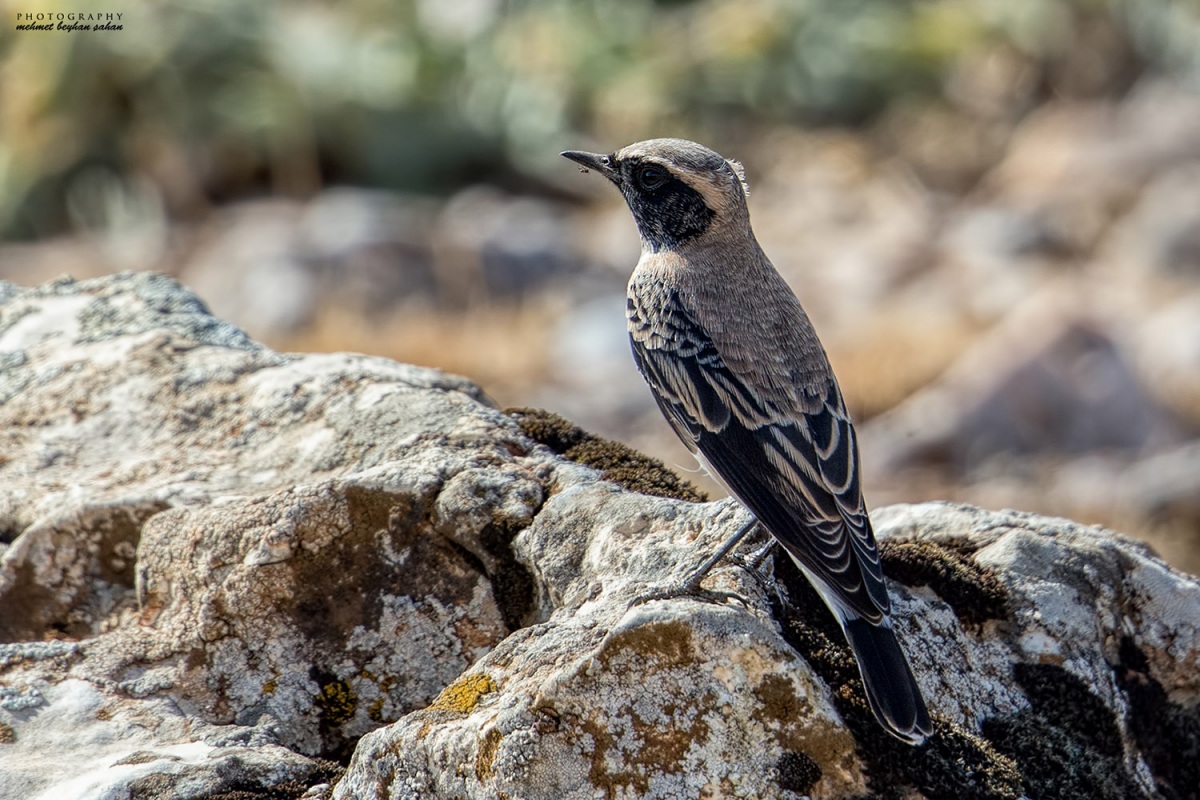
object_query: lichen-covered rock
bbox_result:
[2,274,1198,800]
[0,669,339,800]
[331,498,1200,800]
[0,273,550,796]
[336,489,860,800]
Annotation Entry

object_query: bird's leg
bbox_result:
[678,514,761,591]
[628,514,761,608]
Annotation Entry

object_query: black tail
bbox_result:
[842,616,932,745]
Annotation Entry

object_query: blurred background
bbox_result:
[2,0,1199,572]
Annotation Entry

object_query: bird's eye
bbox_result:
[638,165,668,190]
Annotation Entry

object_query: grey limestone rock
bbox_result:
[334,500,1200,800]
[0,273,529,796]
[2,273,1198,800]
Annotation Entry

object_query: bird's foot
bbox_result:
[626,580,750,610]
[626,516,766,611]
[721,541,780,599]
[727,539,776,574]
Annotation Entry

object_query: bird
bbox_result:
[562,138,933,745]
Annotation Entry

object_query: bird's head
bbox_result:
[562,138,751,253]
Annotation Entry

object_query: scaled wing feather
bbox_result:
[629,286,889,620]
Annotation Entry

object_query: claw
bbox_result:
[627,583,751,611]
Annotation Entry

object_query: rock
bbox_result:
[0,273,532,795]
[3,273,1198,800]
[1098,162,1200,281]
[332,497,1200,800]
[983,80,1200,256]
[0,671,337,800]
[177,190,442,340]
[336,491,860,800]
[862,285,1190,473]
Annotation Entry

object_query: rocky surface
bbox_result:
[0,273,527,797]
[335,501,1200,800]
[2,273,1198,799]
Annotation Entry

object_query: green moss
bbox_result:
[879,540,1009,625]
[982,662,1147,799]
[776,750,821,794]
[507,407,707,503]
[478,518,536,632]
[1113,637,1199,800]
[769,553,1023,800]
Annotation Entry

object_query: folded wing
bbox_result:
[628,285,889,622]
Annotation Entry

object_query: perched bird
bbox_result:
[562,138,932,745]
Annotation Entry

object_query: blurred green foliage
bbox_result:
[1,0,1198,239]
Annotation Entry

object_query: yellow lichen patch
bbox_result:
[475,727,503,782]
[315,679,358,724]
[581,694,714,794]
[0,722,15,744]
[262,678,278,695]
[752,672,857,791]
[429,673,497,714]
[598,620,695,668]
[367,696,389,724]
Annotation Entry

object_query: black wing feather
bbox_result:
[629,286,889,621]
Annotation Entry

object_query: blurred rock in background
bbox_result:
[2,0,1199,572]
